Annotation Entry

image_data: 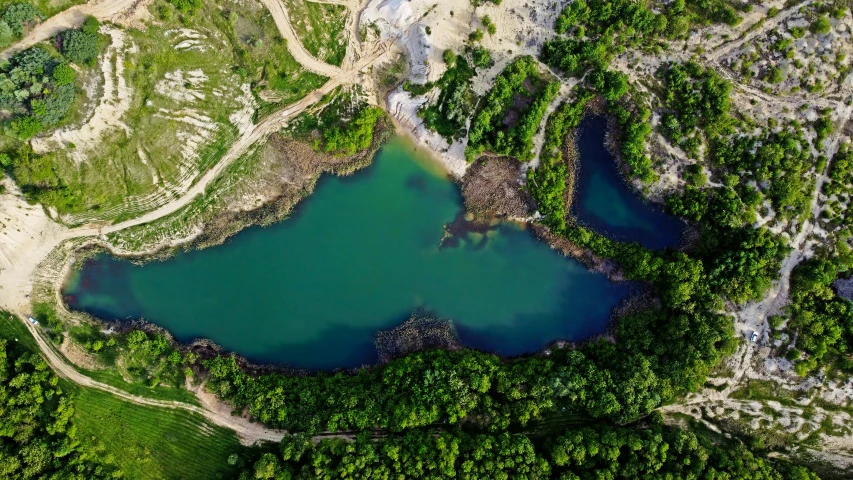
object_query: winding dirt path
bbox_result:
[703,0,816,62]
[20,314,288,444]
[259,0,345,77]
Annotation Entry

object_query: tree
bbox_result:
[0,21,14,47]
[51,63,75,86]
[1,2,41,36]
[253,453,280,479]
[61,29,99,65]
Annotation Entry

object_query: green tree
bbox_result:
[61,29,99,65]
[51,63,75,86]
[1,2,41,36]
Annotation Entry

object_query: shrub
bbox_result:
[169,0,203,15]
[1,2,40,36]
[482,15,496,35]
[442,49,456,67]
[810,15,831,35]
[80,15,99,35]
[470,46,492,69]
[61,29,98,65]
[51,63,75,86]
[323,106,383,155]
[0,21,14,47]
[10,115,42,139]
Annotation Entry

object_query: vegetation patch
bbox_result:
[466,56,559,161]
[414,52,476,141]
[284,0,348,66]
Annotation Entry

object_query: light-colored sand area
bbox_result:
[362,0,568,177]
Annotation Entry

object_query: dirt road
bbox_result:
[259,0,345,77]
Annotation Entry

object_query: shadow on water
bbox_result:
[572,116,683,250]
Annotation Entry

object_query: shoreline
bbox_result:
[51,138,641,378]
[39,77,669,384]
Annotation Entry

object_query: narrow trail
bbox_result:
[0,0,388,445]
[19,314,289,444]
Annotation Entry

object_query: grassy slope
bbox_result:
[284,0,348,66]
[29,0,327,223]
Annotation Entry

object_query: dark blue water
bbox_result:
[572,116,683,249]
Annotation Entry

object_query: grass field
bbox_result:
[69,383,251,480]
[1,311,258,480]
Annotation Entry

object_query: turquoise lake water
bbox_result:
[64,122,677,370]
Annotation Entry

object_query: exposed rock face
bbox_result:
[833,277,853,302]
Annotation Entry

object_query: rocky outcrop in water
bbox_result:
[374,312,461,364]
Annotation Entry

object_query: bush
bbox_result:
[810,15,831,35]
[61,29,99,65]
[0,21,14,48]
[470,46,492,69]
[10,115,42,139]
[482,15,496,35]
[169,0,202,15]
[442,49,455,67]
[1,2,40,36]
[51,63,75,86]
[80,15,99,35]
[768,315,785,330]
[323,106,383,155]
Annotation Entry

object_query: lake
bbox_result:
[572,116,683,249]
[64,123,677,370]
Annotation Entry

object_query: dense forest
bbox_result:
[0,337,117,478]
[235,424,817,479]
